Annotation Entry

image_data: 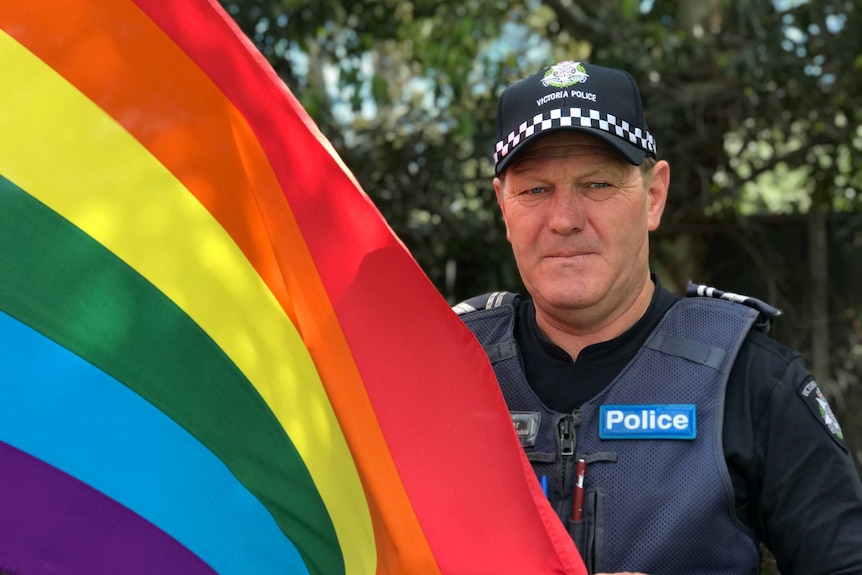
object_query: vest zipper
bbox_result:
[557,416,575,495]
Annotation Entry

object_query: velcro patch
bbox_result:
[510,411,541,447]
[600,404,696,440]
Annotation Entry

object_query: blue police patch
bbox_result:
[600,404,697,440]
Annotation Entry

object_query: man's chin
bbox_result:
[532,287,600,313]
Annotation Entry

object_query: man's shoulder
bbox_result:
[452,291,521,316]
[681,282,803,382]
[728,325,810,414]
[682,282,781,334]
[741,328,801,361]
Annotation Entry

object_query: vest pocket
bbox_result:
[567,490,603,573]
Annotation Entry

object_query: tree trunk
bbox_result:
[808,197,830,383]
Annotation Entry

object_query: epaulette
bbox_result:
[686,281,781,333]
[452,291,520,316]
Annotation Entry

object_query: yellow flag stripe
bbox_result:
[0,29,375,574]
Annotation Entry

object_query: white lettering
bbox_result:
[536,89,598,107]
[601,405,696,438]
[606,410,624,428]
[536,90,569,106]
[571,90,597,102]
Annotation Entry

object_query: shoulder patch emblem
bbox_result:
[800,380,844,440]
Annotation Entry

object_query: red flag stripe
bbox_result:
[132,1,584,572]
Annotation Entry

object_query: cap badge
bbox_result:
[541,61,589,89]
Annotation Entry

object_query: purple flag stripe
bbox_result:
[0,441,217,575]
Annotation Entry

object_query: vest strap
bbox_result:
[645,330,727,370]
[484,340,518,363]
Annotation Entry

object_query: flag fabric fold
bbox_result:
[0,1,585,574]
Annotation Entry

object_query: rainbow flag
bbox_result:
[0,1,584,574]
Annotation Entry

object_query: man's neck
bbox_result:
[534,277,656,361]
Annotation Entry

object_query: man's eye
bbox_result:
[582,183,616,200]
[521,187,547,195]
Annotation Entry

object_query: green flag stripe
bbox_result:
[0,175,344,575]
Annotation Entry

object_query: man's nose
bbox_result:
[548,189,585,234]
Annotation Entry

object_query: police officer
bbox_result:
[456,61,862,574]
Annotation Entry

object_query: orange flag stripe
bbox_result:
[0,1,439,571]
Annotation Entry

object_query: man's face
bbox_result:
[494,131,668,325]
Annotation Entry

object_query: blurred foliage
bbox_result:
[220,0,861,302]
[222,0,524,296]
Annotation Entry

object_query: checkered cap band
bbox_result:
[493,107,657,165]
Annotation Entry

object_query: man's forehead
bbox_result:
[512,132,627,167]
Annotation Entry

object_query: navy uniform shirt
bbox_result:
[515,278,862,574]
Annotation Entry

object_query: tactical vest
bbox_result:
[455,285,778,574]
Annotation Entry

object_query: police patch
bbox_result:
[599,404,696,440]
[800,380,845,441]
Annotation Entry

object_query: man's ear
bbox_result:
[647,160,669,232]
